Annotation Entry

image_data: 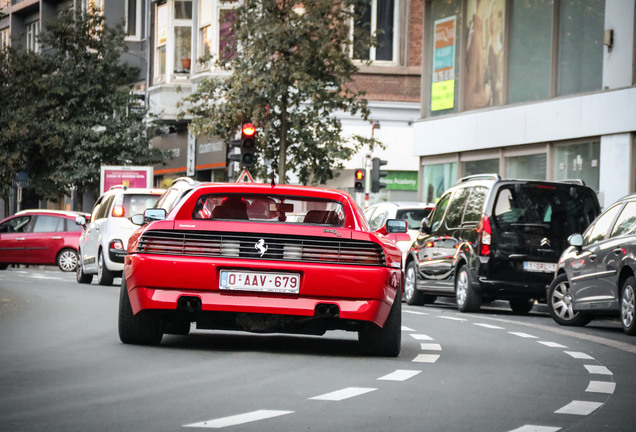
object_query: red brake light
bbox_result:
[112,205,124,217]
[478,215,491,256]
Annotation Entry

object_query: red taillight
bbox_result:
[478,215,491,256]
[112,205,125,217]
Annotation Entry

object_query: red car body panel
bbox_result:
[124,183,403,335]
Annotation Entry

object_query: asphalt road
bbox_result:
[1,267,635,432]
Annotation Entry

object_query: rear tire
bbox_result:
[455,264,481,312]
[118,276,163,345]
[621,276,636,336]
[547,273,591,326]
[97,249,115,286]
[359,286,402,357]
[57,248,78,272]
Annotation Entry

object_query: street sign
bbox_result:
[236,169,254,183]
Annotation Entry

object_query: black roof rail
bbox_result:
[558,179,586,186]
[456,173,502,184]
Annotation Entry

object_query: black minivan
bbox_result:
[404,174,600,313]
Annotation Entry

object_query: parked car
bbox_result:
[119,183,406,356]
[76,186,164,285]
[404,174,600,313]
[547,193,636,335]
[0,209,88,272]
[154,177,200,214]
[364,201,435,266]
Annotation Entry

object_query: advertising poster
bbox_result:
[464,0,506,110]
[432,16,456,111]
[100,166,153,195]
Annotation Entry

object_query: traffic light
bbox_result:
[354,168,365,191]
[240,123,256,168]
[227,139,242,164]
[371,157,387,193]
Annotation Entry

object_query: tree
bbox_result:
[180,0,379,184]
[0,9,168,205]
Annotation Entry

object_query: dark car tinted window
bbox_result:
[396,208,432,230]
[445,188,471,228]
[429,193,450,233]
[32,216,64,233]
[493,184,598,237]
[611,201,636,238]
[584,203,621,245]
[463,187,488,224]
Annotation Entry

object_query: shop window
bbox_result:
[508,0,553,104]
[462,159,499,177]
[353,0,397,63]
[553,140,600,191]
[557,0,604,97]
[505,154,546,180]
[422,162,458,204]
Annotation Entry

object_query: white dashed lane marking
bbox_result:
[538,341,568,348]
[309,387,377,401]
[438,315,467,321]
[586,381,616,394]
[184,410,294,428]
[584,365,613,375]
[564,351,594,360]
[378,370,422,381]
[508,332,539,339]
[420,343,442,351]
[555,400,604,416]
[508,426,561,432]
[401,326,415,332]
[474,323,505,329]
[404,310,428,315]
[409,333,434,341]
[412,354,441,363]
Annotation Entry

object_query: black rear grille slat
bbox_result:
[136,230,386,266]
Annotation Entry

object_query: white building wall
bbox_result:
[599,133,634,208]
[603,0,635,90]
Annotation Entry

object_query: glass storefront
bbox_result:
[422,163,457,203]
[553,141,600,191]
[505,154,547,180]
[462,159,499,177]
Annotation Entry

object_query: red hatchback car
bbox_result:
[119,183,406,356]
[0,209,87,272]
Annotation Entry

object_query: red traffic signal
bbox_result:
[240,123,257,168]
[354,169,365,192]
[242,123,256,138]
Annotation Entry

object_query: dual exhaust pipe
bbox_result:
[315,303,339,318]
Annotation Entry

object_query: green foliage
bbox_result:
[180,0,380,184]
[0,10,168,202]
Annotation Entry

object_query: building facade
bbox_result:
[414,0,636,209]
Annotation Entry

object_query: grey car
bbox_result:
[548,193,636,335]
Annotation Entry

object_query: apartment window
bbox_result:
[81,0,104,13]
[173,1,193,74]
[353,0,397,63]
[199,0,237,70]
[126,0,142,40]
[154,2,168,83]
[26,21,40,53]
[0,28,9,49]
[553,140,600,191]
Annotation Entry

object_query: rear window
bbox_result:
[115,194,162,218]
[192,194,345,227]
[493,184,598,235]
[396,208,432,230]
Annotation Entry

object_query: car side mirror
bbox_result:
[568,233,583,248]
[75,215,86,226]
[386,219,408,234]
[130,214,145,226]
[131,209,167,226]
[420,217,432,235]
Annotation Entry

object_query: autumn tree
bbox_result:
[180,0,378,184]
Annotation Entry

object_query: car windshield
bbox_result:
[396,208,432,230]
[193,194,345,227]
[493,184,598,236]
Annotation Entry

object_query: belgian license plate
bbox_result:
[523,261,557,273]
[219,270,300,294]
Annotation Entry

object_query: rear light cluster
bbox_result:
[112,196,125,217]
[477,215,491,256]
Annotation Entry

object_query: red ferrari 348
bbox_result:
[119,183,406,356]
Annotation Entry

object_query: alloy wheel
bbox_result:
[622,284,635,330]
[58,249,78,272]
[405,265,415,301]
[551,280,576,321]
[456,269,468,307]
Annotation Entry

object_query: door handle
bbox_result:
[589,253,597,261]
[51,236,62,239]
[614,248,624,255]
[16,238,26,241]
